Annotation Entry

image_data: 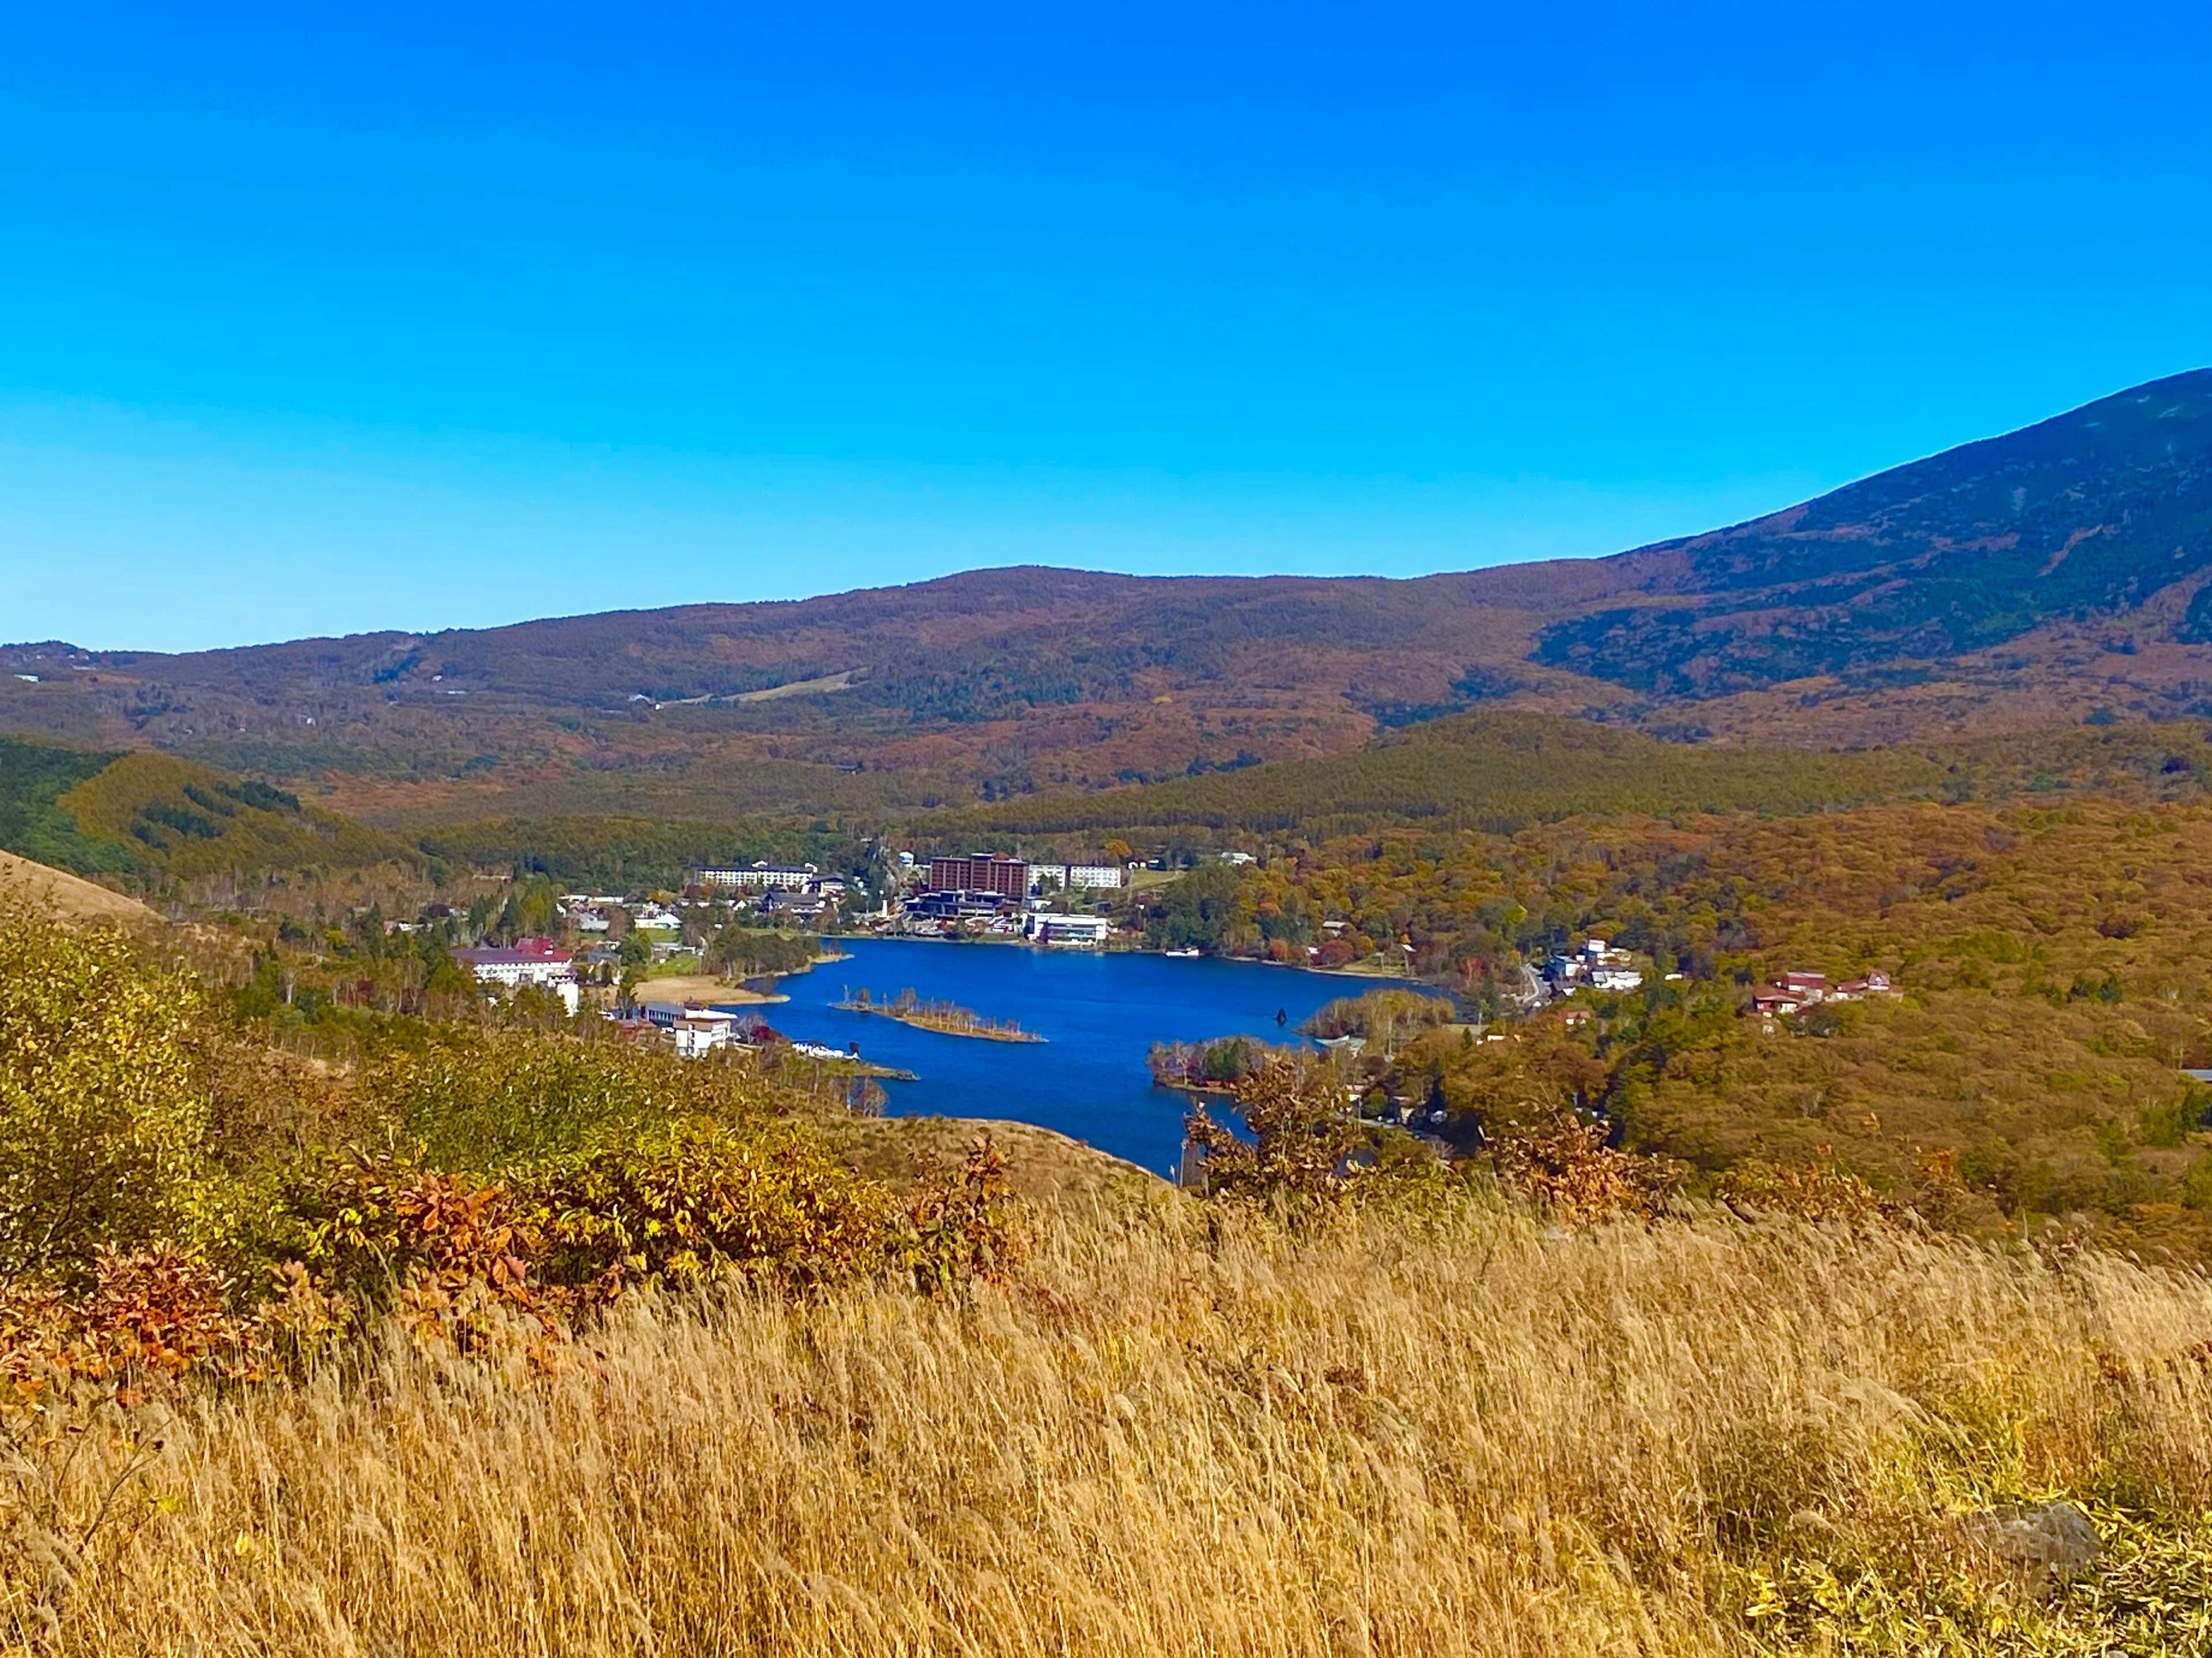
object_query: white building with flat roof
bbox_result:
[1030,861,1128,894]
[451,939,580,1014]
[668,1008,743,1058]
[1027,912,1115,947]
[696,862,819,891]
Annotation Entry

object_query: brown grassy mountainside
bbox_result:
[0,849,157,925]
[7,369,2211,822]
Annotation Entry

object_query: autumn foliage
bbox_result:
[1216,796,2212,1257]
[0,913,1025,1414]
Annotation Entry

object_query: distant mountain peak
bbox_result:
[1531,369,2212,696]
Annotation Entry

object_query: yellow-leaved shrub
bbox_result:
[0,916,215,1283]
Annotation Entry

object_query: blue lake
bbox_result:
[724,938,1435,1176]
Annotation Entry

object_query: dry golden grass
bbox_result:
[820,1113,1160,1206]
[10,1198,2212,1656]
[0,852,155,928]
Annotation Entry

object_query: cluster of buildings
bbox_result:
[1749,970,1899,1022]
[441,846,1142,1024]
[440,939,857,1061]
[558,895,684,936]
[692,863,849,925]
[1542,938,1645,996]
[921,853,1127,900]
[888,851,1131,944]
[1520,938,1904,1030]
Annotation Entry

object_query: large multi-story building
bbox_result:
[928,852,1030,900]
[450,937,580,1014]
[695,862,819,891]
[1030,860,1127,894]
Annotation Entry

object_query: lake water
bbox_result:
[724,938,1436,1177]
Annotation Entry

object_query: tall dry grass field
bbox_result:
[10,1198,2212,1656]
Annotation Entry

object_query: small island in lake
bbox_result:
[833,987,1045,1042]
[1146,1034,1304,1094]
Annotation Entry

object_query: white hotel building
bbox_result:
[695,862,820,892]
[450,938,581,1014]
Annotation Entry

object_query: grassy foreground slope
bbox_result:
[18,1192,2212,1653]
[7,911,2212,1654]
[0,851,157,927]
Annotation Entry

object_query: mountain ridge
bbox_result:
[8,369,2212,818]
[1532,367,2212,695]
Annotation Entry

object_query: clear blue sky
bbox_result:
[2,2,2207,651]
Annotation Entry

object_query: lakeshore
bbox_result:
[748,939,1441,1175]
[637,973,786,1006]
[817,925,1426,983]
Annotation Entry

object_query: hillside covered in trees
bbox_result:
[1158,791,2212,1260]
[8,371,2212,822]
[946,711,2212,843]
[0,735,416,896]
[1535,369,2212,695]
[0,735,878,904]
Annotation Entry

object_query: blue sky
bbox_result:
[2,2,2207,652]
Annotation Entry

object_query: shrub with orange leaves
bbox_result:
[520,1118,903,1297]
[1486,1113,1682,1223]
[1,1246,256,1416]
[899,1138,1027,1296]
[288,1158,547,1333]
[277,1119,1027,1322]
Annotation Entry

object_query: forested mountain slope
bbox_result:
[6,369,2211,819]
[0,735,418,892]
[945,712,2212,844]
[1534,369,2212,695]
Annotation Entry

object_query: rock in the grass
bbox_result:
[1954,1501,2102,1581]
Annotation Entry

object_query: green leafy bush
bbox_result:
[359,1027,774,1170]
[520,1117,899,1292]
[0,913,1025,1367]
[0,917,215,1282]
